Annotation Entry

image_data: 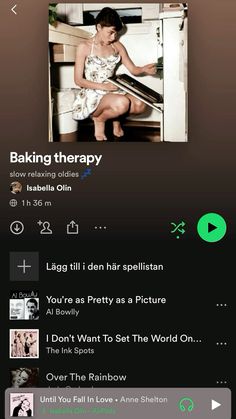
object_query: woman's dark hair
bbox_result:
[95,7,123,32]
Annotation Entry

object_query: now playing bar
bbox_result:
[5,388,231,418]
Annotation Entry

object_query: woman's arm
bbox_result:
[116,42,156,76]
[74,42,117,91]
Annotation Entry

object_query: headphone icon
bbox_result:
[178,397,195,413]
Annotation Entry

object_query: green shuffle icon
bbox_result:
[197,213,227,242]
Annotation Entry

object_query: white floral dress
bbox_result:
[72,42,123,120]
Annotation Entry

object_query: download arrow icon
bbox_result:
[10,221,24,235]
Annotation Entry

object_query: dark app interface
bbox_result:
[0,0,235,418]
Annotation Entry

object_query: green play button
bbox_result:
[197,213,227,242]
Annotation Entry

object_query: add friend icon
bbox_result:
[67,220,79,235]
[37,220,53,235]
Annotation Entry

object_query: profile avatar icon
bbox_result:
[10,181,22,194]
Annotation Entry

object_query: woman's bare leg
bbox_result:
[110,96,146,140]
[112,94,146,137]
[92,94,130,141]
[126,94,147,115]
[92,119,106,141]
[113,120,124,137]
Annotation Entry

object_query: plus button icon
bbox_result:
[17,259,32,274]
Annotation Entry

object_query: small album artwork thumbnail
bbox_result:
[10,368,39,388]
[10,329,39,359]
[9,291,39,320]
[10,393,34,417]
